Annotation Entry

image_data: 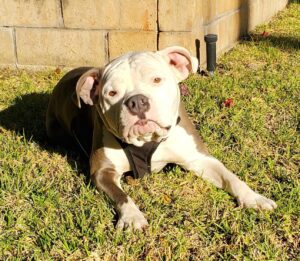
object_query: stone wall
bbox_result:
[0,0,288,69]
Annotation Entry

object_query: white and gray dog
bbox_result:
[46,46,277,230]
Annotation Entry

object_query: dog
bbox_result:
[46,46,277,230]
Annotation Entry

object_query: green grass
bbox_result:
[0,3,299,260]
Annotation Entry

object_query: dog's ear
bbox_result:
[158,46,198,82]
[74,68,101,108]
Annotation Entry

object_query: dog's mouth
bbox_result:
[124,119,171,146]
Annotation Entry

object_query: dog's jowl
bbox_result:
[46,46,277,230]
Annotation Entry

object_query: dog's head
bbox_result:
[75,46,198,146]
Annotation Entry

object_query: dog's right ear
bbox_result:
[74,68,101,108]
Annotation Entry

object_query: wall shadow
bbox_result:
[0,92,90,178]
[250,34,300,50]
[239,0,250,39]
[238,0,299,50]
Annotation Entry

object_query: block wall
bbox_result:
[0,0,288,69]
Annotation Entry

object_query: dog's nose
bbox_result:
[125,94,150,116]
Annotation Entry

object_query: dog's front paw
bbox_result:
[238,191,277,210]
[117,201,149,230]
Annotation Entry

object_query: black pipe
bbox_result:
[204,34,218,75]
[195,39,201,73]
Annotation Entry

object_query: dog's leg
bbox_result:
[182,154,277,209]
[166,108,277,210]
[91,149,149,230]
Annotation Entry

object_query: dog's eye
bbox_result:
[153,77,162,84]
[108,91,117,97]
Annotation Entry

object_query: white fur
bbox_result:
[102,128,130,174]
[97,49,186,146]
[117,198,149,230]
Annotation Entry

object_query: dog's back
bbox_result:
[46,67,94,152]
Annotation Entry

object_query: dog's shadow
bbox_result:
[0,92,89,177]
[0,92,125,224]
[0,93,49,143]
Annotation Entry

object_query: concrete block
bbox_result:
[216,0,242,15]
[278,0,288,10]
[159,32,198,56]
[261,0,273,22]
[159,31,205,65]
[248,0,263,31]
[218,17,229,52]
[62,0,119,29]
[159,0,197,31]
[16,28,106,67]
[0,0,61,27]
[205,10,241,54]
[228,11,241,46]
[0,28,15,64]
[202,0,217,24]
[108,31,157,60]
[120,0,157,30]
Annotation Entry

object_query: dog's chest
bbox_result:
[150,144,178,172]
[103,125,195,177]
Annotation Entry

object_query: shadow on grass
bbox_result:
[0,92,122,224]
[250,34,300,50]
[0,92,90,178]
[0,93,49,144]
[289,0,300,4]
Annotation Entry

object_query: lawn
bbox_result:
[0,3,299,260]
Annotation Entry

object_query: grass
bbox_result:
[0,3,299,260]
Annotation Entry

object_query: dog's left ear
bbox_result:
[158,46,198,82]
[74,68,101,108]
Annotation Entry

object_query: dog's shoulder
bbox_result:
[56,67,95,88]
